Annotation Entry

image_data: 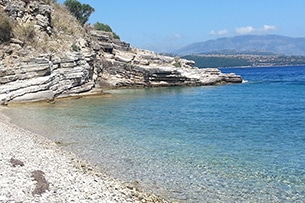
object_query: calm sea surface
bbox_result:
[4,66,305,202]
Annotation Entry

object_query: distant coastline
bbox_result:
[182,54,305,68]
[219,64,305,69]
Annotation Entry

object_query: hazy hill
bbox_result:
[174,35,305,56]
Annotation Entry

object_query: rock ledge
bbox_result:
[0,0,242,105]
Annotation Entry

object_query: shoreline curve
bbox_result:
[0,107,169,203]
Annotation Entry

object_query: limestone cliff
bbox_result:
[0,0,242,105]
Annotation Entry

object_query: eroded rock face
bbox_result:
[4,0,52,34]
[0,52,97,104]
[94,44,242,88]
[0,1,242,105]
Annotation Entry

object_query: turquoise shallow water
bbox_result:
[4,66,305,202]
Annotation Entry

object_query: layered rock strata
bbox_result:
[0,0,242,105]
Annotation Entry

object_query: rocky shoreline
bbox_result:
[0,0,242,105]
[0,108,169,203]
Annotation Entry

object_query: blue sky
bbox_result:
[58,0,305,53]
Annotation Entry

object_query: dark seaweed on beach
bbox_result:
[31,170,49,196]
[10,158,24,167]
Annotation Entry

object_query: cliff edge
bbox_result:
[0,0,242,105]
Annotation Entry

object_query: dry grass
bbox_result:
[52,3,86,37]
[1,1,90,55]
[13,22,36,43]
[44,2,90,54]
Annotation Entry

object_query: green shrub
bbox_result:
[94,22,113,32]
[172,58,182,67]
[0,12,13,43]
[94,22,120,40]
[173,61,181,67]
[45,0,57,3]
[71,43,80,51]
[64,0,94,25]
[113,32,120,40]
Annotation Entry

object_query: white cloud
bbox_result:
[209,29,228,36]
[165,32,182,41]
[218,29,228,35]
[262,25,277,32]
[235,26,255,34]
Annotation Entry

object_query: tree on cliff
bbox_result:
[64,0,94,25]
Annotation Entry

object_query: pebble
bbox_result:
[0,110,168,203]
[0,196,6,201]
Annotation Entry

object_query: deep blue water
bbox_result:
[5,66,305,202]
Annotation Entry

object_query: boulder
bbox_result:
[4,0,26,19]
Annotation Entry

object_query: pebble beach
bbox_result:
[0,108,168,203]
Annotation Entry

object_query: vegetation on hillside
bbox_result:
[93,22,113,32]
[13,22,37,43]
[0,0,121,54]
[93,22,120,39]
[52,1,85,35]
[0,8,37,45]
[63,0,95,25]
[63,0,120,39]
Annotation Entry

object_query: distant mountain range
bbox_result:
[174,35,305,56]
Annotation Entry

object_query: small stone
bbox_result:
[10,158,24,167]
[0,196,7,201]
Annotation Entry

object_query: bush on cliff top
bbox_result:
[94,22,120,40]
[94,22,113,32]
[64,0,95,25]
[62,1,120,39]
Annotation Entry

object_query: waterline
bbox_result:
[4,66,305,202]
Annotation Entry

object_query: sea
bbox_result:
[3,66,305,202]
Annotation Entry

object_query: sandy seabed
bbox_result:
[0,107,168,203]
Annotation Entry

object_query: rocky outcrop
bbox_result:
[0,51,97,104]
[96,54,242,88]
[91,33,242,88]
[0,0,242,105]
[2,0,53,34]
